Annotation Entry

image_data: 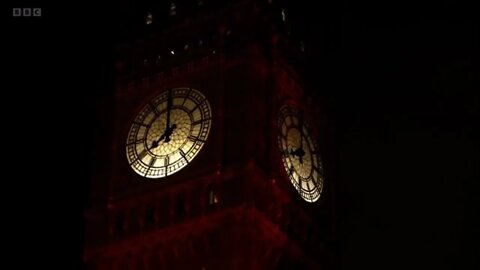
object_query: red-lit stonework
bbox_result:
[84,1,335,269]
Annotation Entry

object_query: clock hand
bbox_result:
[299,111,304,150]
[164,89,179,142]
[163,124,177,142]
[299,151,304,164]
[298,111,305,164]
[151,133,166,149]
[149,90,173,150]
[291,147,306,164]
[166,89,173,131]
[150,124,178,149]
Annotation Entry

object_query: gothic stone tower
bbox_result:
[84,1,335,269]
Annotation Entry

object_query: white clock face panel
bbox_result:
[126,87,212,178]
[278,106,324,202]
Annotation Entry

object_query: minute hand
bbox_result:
[298,111,305,164]
[166,89,173,130]
[299,111,304,149]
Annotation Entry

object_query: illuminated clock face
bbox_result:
[126,87,212,178]
[278,106,324,202]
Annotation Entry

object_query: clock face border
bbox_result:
[277,105,325,203]
[125,87,212,179]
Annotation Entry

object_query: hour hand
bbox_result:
[298,113,304,149]
[151,133,166,149]
[290,148,306,164]
[163,124,177,142]
[151,123,177,148]
[281,149,294,156]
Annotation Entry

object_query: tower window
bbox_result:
[208,188,219,205]
[170,3,177,16]
[281,9,286,22]
[300,41,305,52]
[146,12,153,25]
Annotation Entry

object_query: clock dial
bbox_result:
[278,105,324,202]
[126,87,212,178]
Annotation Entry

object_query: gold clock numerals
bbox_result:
[126,87,212,179]
[147,102,161,116]
[188,135,206,143]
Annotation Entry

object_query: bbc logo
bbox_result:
[13,8,42,17]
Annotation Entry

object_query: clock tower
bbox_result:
[84,1,336,269]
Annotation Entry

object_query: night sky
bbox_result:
[8,0,477,269]
[323,1,477,269]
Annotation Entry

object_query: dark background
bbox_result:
[7,0,477,269]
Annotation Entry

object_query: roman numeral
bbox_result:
[129,149,147,165]
[179,149,189,163]
[288,166,294,176]
[144,157,156,177]
[191,117,211,126]
[126,138,144,146]
[133,121,150,128]
[148,102,160,116]
[182,88,192,106]
[312,178,322,190]
[312,165,322,174]
[164,157,170,177]
[189,99,206,113]
[167,89,173,108]
[138,149,148,160]
[149,157,156,166]
[164,156,170,166]
[188,135,206,143]
[299,189,307,200]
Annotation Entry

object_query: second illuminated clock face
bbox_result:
[278,105,324,202]
[126,87,212,178]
